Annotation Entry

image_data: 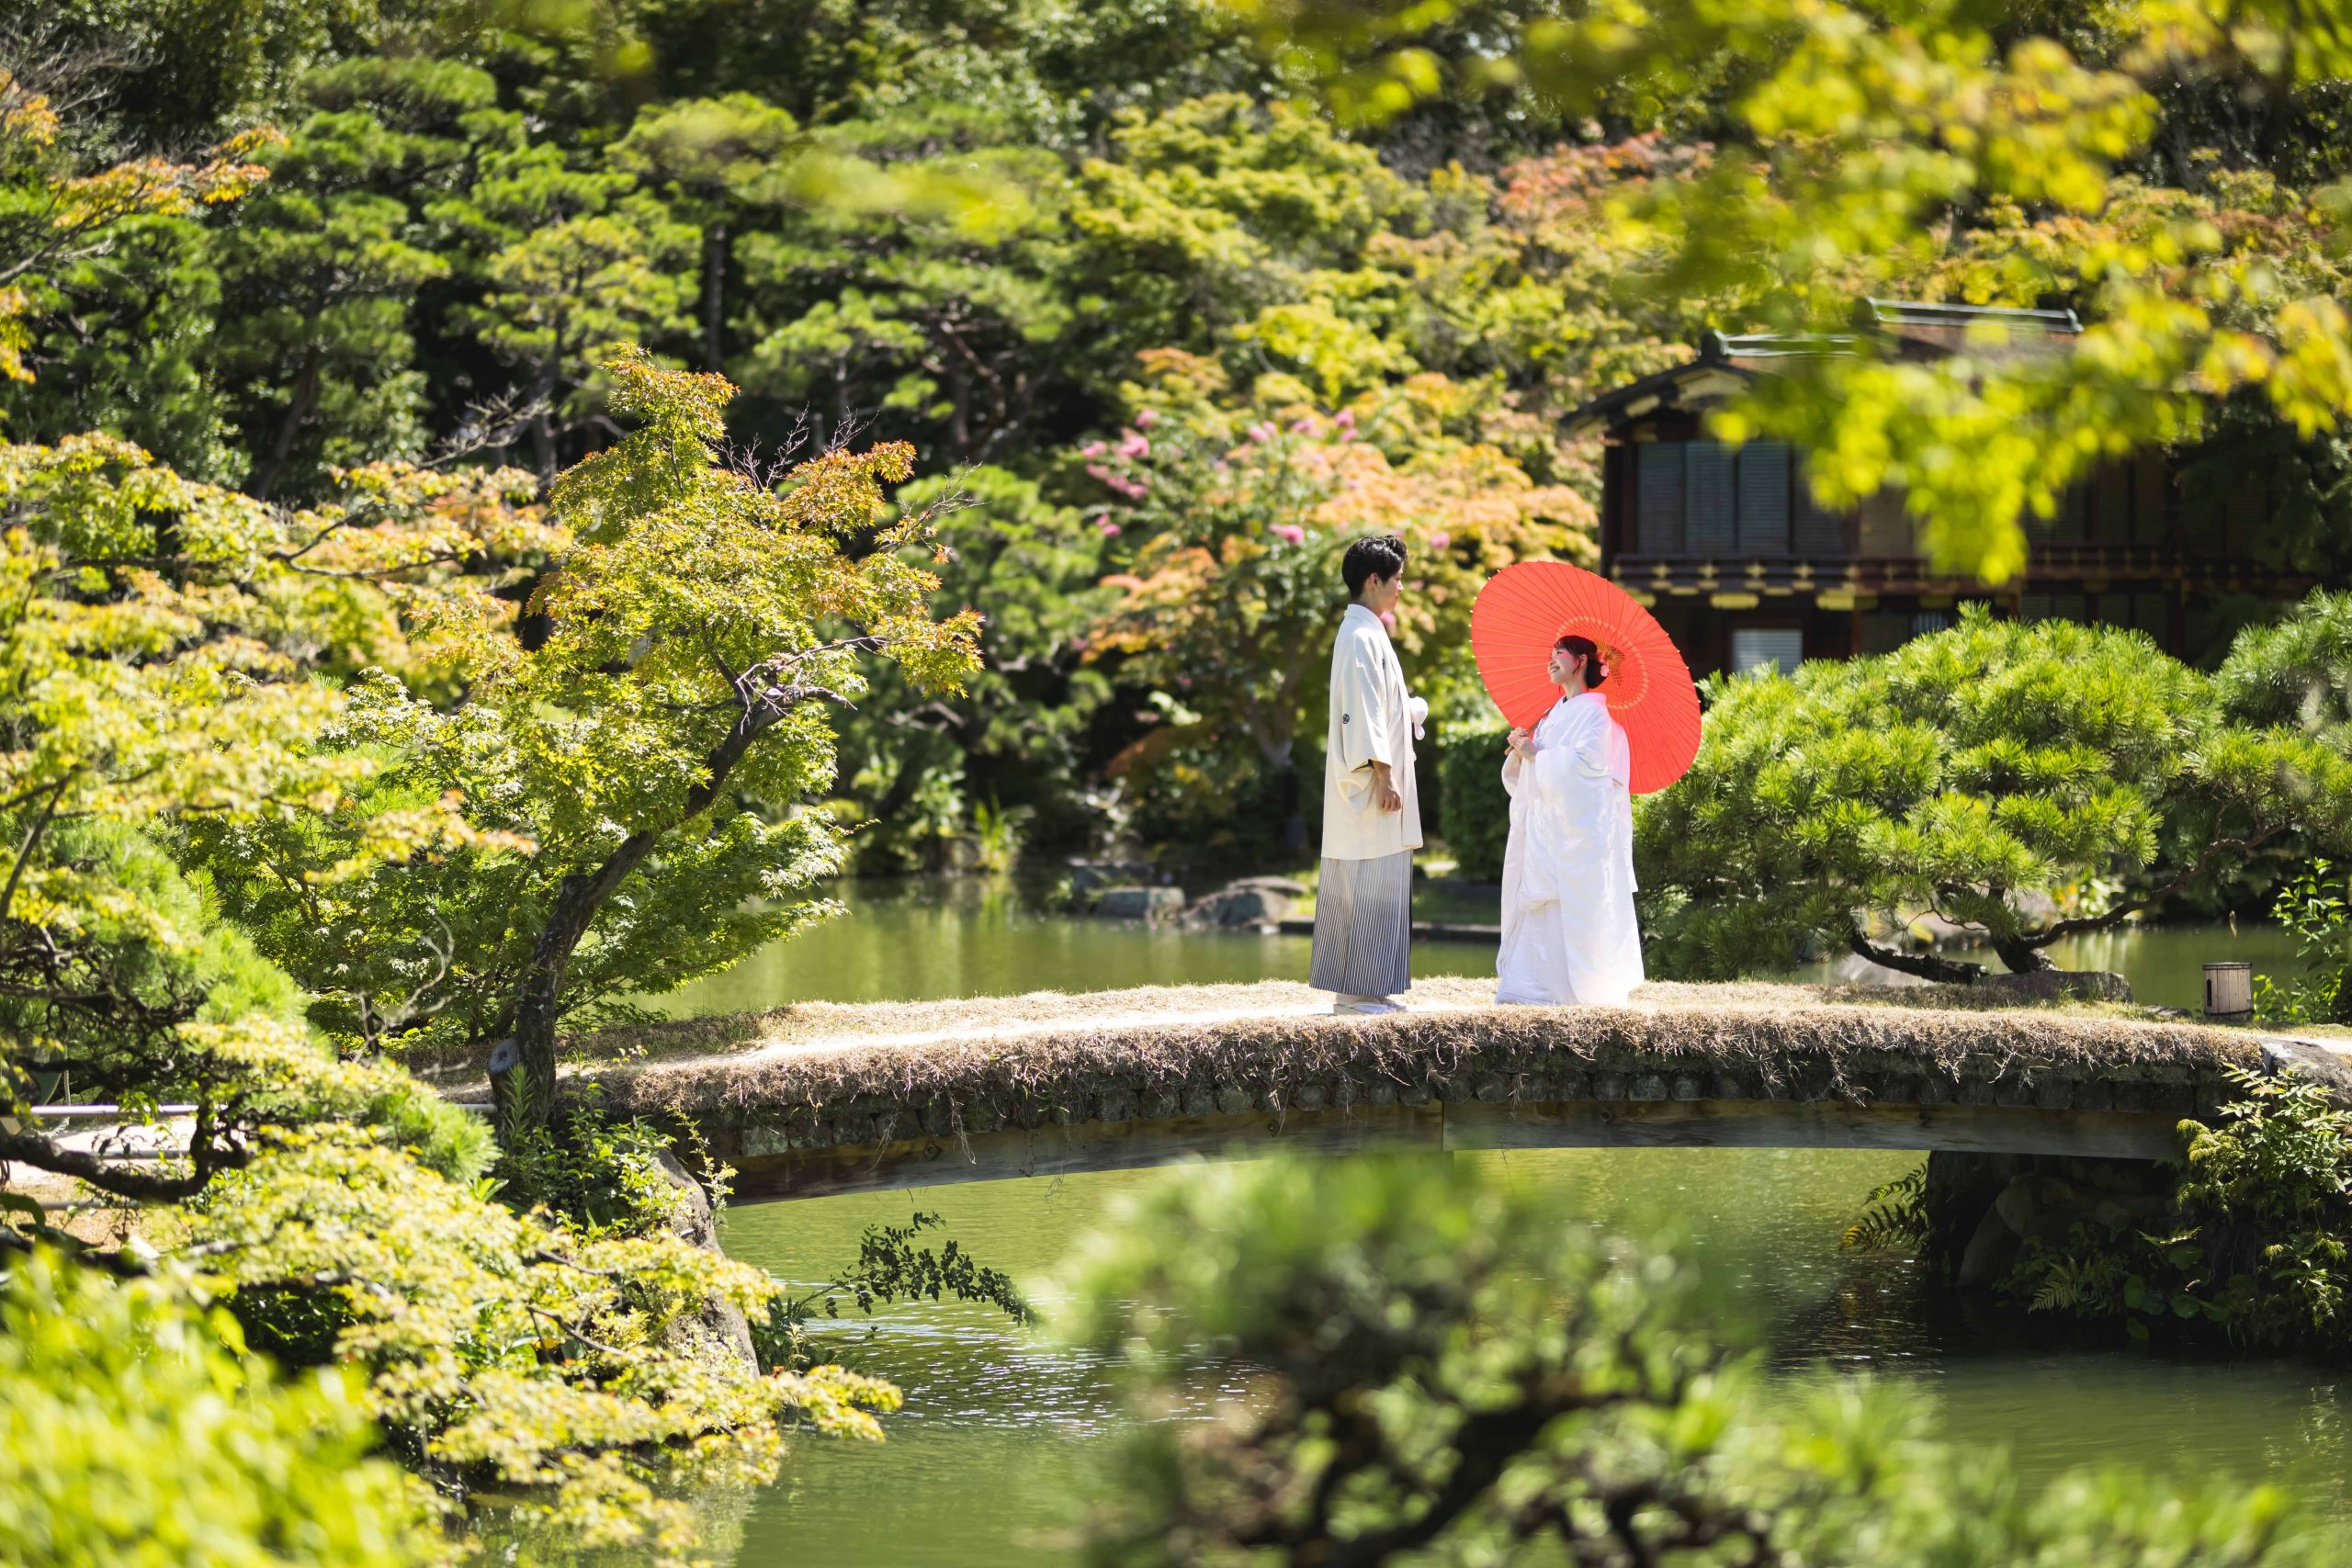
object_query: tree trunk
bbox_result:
[492,836,660,1136]
[1990,936,2054,974]
[701,220,727,372]
[530,360,560,488]
[247,344,322,502]
[492,716,764,1137]
[947,359,971,456]
[1276,753,1304,854]
[530,321,569,488]
[1846,928,1985,986]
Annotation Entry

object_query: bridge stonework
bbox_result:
[567,991,2348,1204]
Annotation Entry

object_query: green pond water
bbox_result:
[656,880,2342,1564]
[661,874,2304,1015]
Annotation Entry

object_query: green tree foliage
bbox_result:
[0,65,278,470]
[30,0,2352,917]
[1083,356,1588,849]
[733,103,1073,457]
[2253,859,2352,1024]
[0,249,944,1566]
[187,349,981,1122]
[0,352,855,1557]
[828,464,1112,868]
[190,1130,899,1559]
[1061,1155,2339,1563]
[1636,606,2352,981]
[1250,0,2352,582]
[10,0,2352,863]
[2222,587,2352,745]
[0,1247,436,1568]
[613,91,804,372]
[208,58,496,499]
[756,1208,1035,1369]
[0,424,528,1207]
[431,142,698,482]
[0,22,1760,864]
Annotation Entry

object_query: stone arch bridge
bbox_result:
[482,977,2352,1204]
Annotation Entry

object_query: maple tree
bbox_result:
[1088,353,1589,842]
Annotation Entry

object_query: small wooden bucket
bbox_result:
[2203,961,2253,1023]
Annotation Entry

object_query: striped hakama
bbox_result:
[1309,849,1413,999]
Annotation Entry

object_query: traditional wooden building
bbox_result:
[1566,299,2306,678]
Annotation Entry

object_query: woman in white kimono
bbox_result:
[1496,634,1645,1007]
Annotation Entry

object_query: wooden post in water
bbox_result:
[2203,961,2252,1024]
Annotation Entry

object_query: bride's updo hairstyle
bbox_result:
[1555,634,1608,689]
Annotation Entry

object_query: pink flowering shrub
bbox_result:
[1069,345,1596,840]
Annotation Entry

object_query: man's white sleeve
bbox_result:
[1333,643,1397,773]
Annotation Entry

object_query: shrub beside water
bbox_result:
[1994,1069,2352,1352]
[2256,858,2352,1026]
[0,1249,435,1568]
[1847,1066,2352,1356]
[1639,607,2352,984]
[1436,719,1510,881]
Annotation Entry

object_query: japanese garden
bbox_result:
[16,0,2352,1563]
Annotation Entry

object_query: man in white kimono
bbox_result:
[1496,635,1645,1007]
[1312,535,1427,1015]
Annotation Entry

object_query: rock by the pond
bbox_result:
[1974,969,2133,1005]
[1091,886,1185,922]
[1227,875,1307,899]
[1937,1154,2177,1292]
[1955,1204,2022,1290]
[1067,860,1152,896]
[1185,884,1295,928]
[652,1150,758,1373]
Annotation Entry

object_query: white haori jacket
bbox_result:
[1497,690,1644,1006]
[1321,604,1426,861]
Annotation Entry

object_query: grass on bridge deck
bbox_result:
[524,973,2229,1086]
[553,976,2187,1074]
[428,979,2351,1196]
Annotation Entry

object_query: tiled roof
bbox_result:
[1563,299,2085,435]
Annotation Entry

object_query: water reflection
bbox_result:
[661,875,2305,1016]
[719,1148,2351,1566]
[662,877,1493,1014]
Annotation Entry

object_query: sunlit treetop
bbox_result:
[1231,0,2352,581]
[0,69,279,388]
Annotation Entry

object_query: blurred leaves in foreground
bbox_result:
[0,1247,435,1568]
[1061,1154,2337,1565]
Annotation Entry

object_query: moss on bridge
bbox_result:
[500,979,2288,1198]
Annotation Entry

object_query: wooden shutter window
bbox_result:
[1685,442,1737,555]
[2132,455,2167,545]
[1636,442,1685,554]
[2056,484,2088,544]
[1792,457,1846,555]
[1736,442,1792,555]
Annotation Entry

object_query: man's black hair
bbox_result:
[1341,534,1407,600]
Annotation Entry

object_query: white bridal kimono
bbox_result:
[1496,691,1645,1007]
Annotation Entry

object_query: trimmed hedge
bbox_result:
[1437,719,1510,881]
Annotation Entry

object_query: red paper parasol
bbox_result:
[1470,560,1702,795]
